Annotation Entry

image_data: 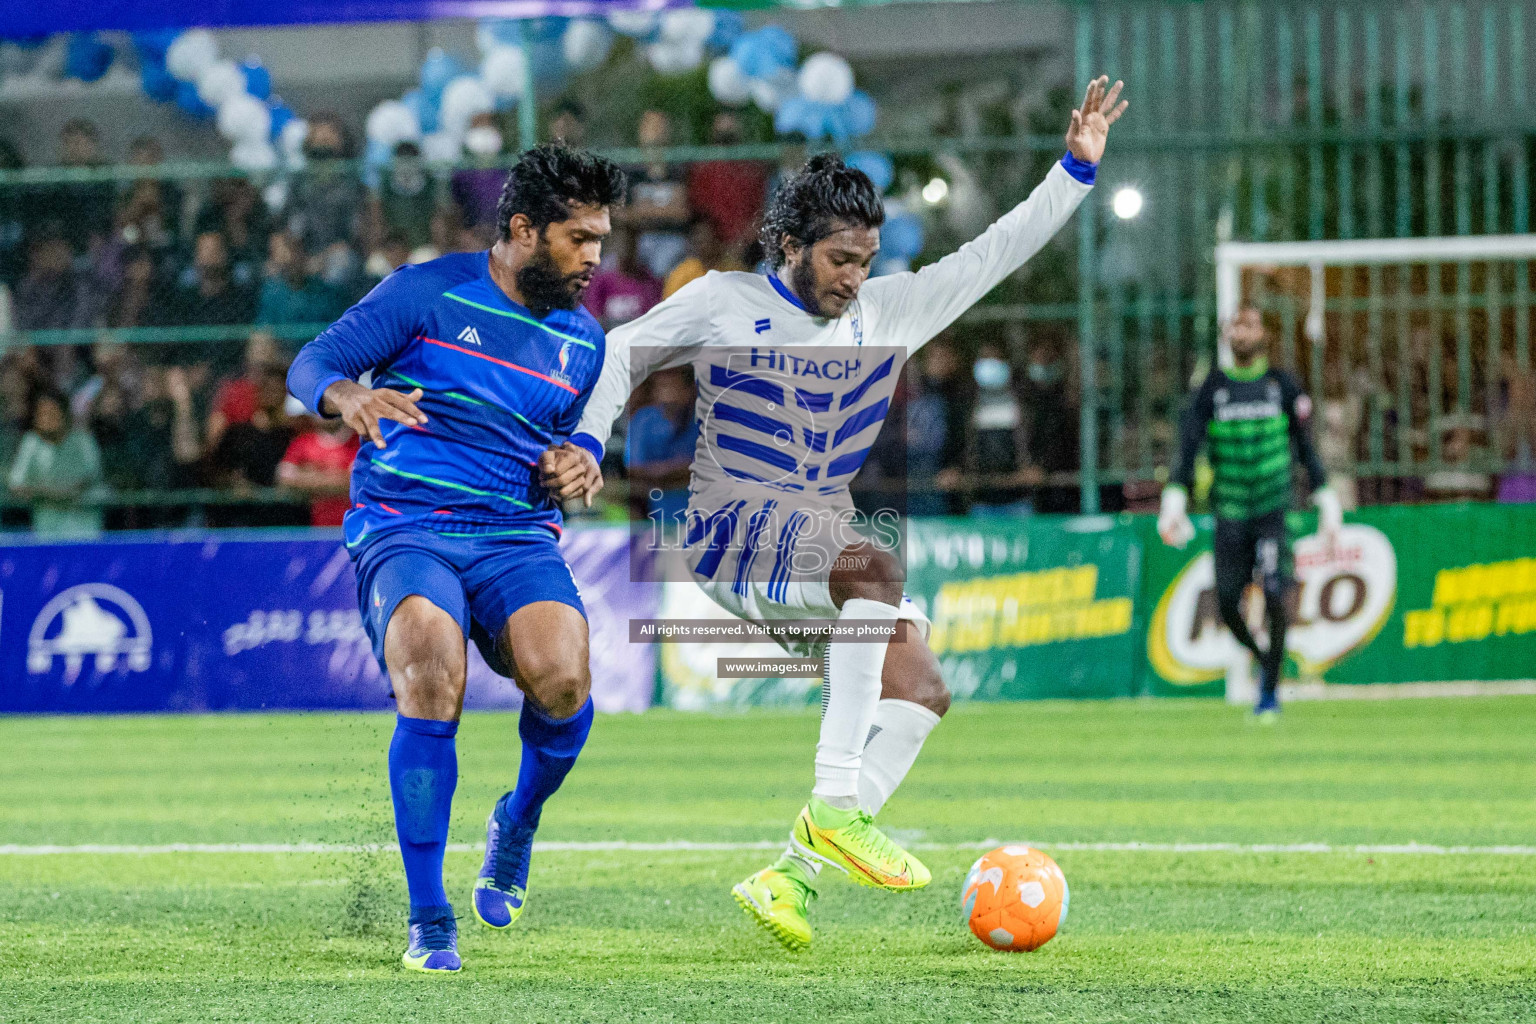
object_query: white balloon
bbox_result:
[195,60,245,108]
[607,9,658,37]
[707,56,752,107]
[216,93,272,144]
[420,131,464,164]
[475,20,507,55]
[659,8,716,44]
[365,99,421,148]
[749,68,796,112]
[562,19,612,71]
[229,140,279,171]
[646,39,704,76]
[439,75,495,132]
[166,29,219,82]
[279,118,309,159]
[798,51,854,105]
[480,45,527,99]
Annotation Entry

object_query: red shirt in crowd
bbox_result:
[687,160,770,246]
[279,429,359,526]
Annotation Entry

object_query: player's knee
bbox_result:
[518,651,590,720]
[831,546,905,609]
[909,665,951,718]
[384,598,467,717]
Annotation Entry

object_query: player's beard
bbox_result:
[517,240,588,317]
[789,258,824,317]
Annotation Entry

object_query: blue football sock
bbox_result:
[498,697,594,828]
[389,714,459,911]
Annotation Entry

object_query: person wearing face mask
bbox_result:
[1020,339,1080,514]
[373,141,440,251]
[286,114,364,290]
[452,112,509,231]
[967,342,1038,515]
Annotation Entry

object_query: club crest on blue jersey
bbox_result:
[552,339,574,385]
[457,325,483,346]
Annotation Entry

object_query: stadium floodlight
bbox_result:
[921,177,949,204]
[1111,186,1143,220]
[1213,234,1536,367]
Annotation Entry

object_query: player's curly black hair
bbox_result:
[759,153,885,269]
[497,143,628,241]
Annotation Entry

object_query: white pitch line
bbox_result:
[1,840,1534,856]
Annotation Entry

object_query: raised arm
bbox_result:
[862,77,1126,354]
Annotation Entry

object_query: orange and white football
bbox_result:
[961,845,1069,951]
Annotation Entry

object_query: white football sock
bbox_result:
[811,597,900,807]
[858,699,942,816]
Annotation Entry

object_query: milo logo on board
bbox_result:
[1148,524,1398,684]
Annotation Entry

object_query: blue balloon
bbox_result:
[882,213,925,260]
[842,89,877,139]
[818,103,851,145]
[773,96,815,137]
[707,10,745,50]
[420,49,464,104]
[527,17,569,44]
[730,26,796,80]
[175,81,215,120]
[242,60,271,101]
[132,29,179,59]
[401,89,439,136]
[12,36,47,50]
[845,151,893,193]
[65,34,114,83]
[267,101,295,142]
[141,59,177,102]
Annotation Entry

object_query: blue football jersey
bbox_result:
[287,250,605,547]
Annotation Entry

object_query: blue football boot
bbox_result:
[472,800,536,929]
[1253,670,1282,722]
[401,910,461,973]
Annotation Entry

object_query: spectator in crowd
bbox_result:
[686,111,769,249]
[622,108,691,279]
[1424,419,1492,502]
[112,138,181,259]
[1019,338,1080,514]
[32,119,114,252]
[123,136,183,240]
[373,141,440,250]
[104,245,162,329]
[0,351,35,471]
[207,362,300,526]
[451,112,508,231]
[13,235,97,330]
[173,230,257,325]
[967,341,1038,515]
[624,367,698,526]
[71,341,136,422]
[362,228,413,289]
[1318,367,1365,511]
[206,332,283,453]
[277,410,359,526]
[7,388,104,536]
[906,338,967,516]
[585,228,661,330]
[1497,354,1536,503]
[91,364,200,494]
[547,99,587,147]
[0,136,26,285]
[257,231,344,331]
[662,219,749,298]
[286,114,363,289]
[192,177,268,289]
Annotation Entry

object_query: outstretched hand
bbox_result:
[1065,76,1128,165]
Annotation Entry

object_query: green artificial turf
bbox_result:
[3,697,1534,1022]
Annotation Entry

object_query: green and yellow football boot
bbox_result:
[790,797,931,891]
[732,865,816,952]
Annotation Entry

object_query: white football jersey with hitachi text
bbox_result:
[575,160,1092,515]
[571,160,1092,606]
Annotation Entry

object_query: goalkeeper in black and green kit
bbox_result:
[1158,305,1342,717]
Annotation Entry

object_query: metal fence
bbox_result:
[4,0,1536,519]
